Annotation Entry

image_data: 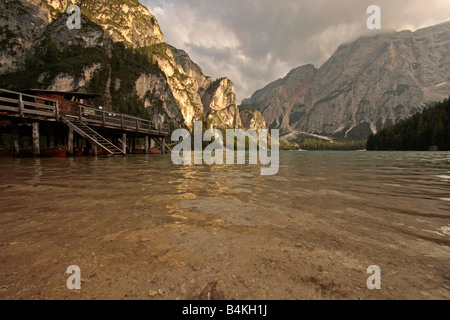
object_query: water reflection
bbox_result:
[1,151,449,223]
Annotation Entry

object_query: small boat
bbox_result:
[41,146,67,158]
[73,147,84,156]
[149,148,161,154]
[0,149,11,157]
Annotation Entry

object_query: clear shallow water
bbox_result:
[0,151,449,299]
[2,151,448,206]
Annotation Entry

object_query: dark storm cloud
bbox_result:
[142,0,450,102]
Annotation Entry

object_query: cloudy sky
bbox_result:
[142,0,450,102]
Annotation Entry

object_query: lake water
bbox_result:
[0,151,449,299]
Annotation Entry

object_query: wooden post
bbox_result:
[132,136,136,152]
[55,101,59,120]
[19,94,24,117]
[161,137,166,154]
[102,112,106,127]
[136,119,140,132]
[94,145,98,156]
[11,122,19,157]
[32,122,40,157]
[144,136,149,154]
[121,116,124,130]
[122,133,127,154]
[67,127,74,156]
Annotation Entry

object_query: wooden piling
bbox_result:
[144,136,149,154]
[32,122,40,157]
[122,133,127,154]
[67,127,74,156]
[11,122,19,157]
[161,137,166,154]
[19,94,24,117]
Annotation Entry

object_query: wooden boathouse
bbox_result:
[0,89,170,157]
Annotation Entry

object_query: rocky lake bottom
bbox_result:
[0,151,449,299]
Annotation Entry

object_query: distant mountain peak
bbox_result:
[242,21,450,140]
[41,0,165,48]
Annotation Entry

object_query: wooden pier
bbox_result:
[0,89,171,157]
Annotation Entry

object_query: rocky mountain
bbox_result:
[202,78,242,129]
[240,108,267,131]
[170,45,213,98]
[0,0,262,132]
[242,21,450,139]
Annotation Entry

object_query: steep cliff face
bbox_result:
[0,0,242,131]
[202,78,242,129]
[170,46,243,130]
[242,21,450,139]
[0,0,52,73]
[135,73,184,125]
[146,43,205,129]
[242,64,317,131]
[170,46,213,98]
[240,108,267,131]
[44,0,164,48]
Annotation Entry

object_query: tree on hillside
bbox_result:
[367,99,450,151]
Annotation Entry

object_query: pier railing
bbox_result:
[0,89,59,120]
[78,105,170,135]
[0,89,170,136]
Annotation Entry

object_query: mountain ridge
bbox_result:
[0,0,267,132]
[242,21,450,139]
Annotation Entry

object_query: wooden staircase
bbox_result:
[154,137,172,154]
[62,117,126,156]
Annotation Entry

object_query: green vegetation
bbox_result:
[0,35,165,120]
[204,78,225,97]
[109,42,163,119]
[0,38,109,91]
[366,99,450,151]
[0,26,19,54]
[142,42,172,62]
[298,139,366,151]
[239,105,258,113]
[281,135,366,151]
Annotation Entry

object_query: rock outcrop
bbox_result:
[239,108,267,131]
[0,0,52,73]
[148,43,204,129]
[242,21,450,139]
[43,0,164,48]
[170,46,213,98]
[0,0,242,131]
[242,64,317,131]
[202,78,242,129]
